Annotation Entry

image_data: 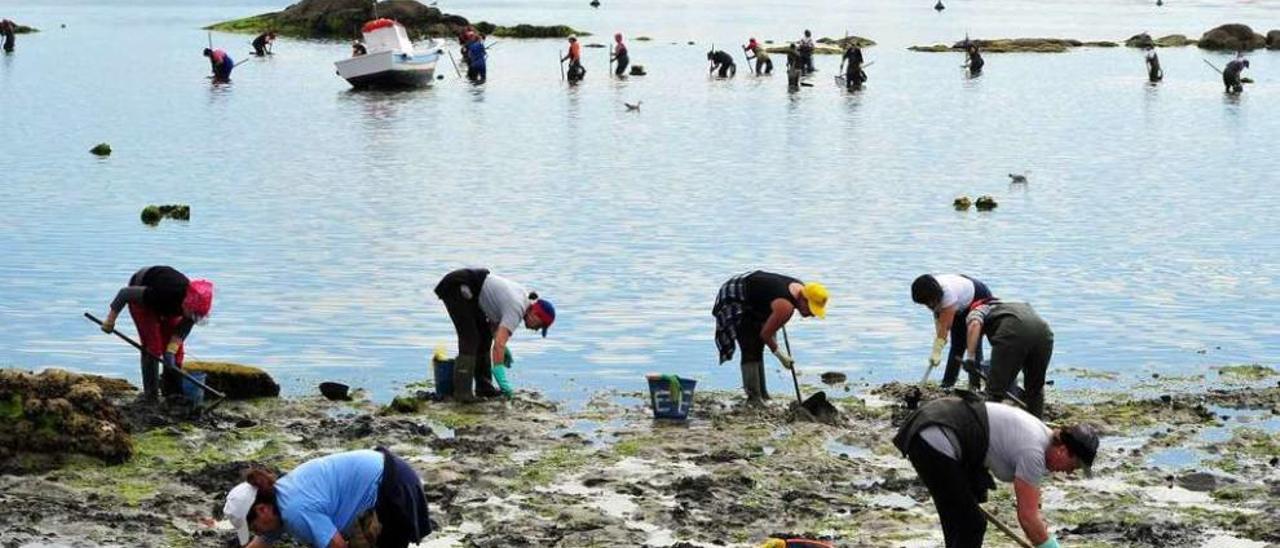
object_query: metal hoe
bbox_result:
[979,505,1035,548]
[84,312,227,410]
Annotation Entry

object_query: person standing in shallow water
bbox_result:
[611,33,629,77]
[252,31,276,56]
[714,271,828,406]
[798,29,816,74]
[785,44,803,90]
[840,42,866,90]
[465,34,487,84]
[204,47,234,82]
[98,266,214,403]
[911,274,995,390]
[895,395,1098,548]
[707,49,736,78]
[1145,45,1163,82]
[966,42,984,75]
[744,38,772,75]
[434,268,555,402]
[562,35,585,82]
[1222,58,1248,94]
[1,19,16,53]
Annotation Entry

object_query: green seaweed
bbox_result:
[1216,364,1277,380]
[517,445,590,487]
[0,392,22,419]
[89,143,112,156]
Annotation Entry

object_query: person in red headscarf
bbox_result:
[100,266,214,402]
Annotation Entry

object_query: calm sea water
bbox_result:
[1,0,1277,403]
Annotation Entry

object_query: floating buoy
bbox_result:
[90,143,111,156]
[975,195,999,210]
[935,0,945,12]
[953,195,972,210]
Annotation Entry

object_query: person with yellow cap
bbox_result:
[714,271,827,406]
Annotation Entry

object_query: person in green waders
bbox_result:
[433,268,554,402]
[713,271,828,406]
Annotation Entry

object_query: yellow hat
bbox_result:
[802,282,828,319]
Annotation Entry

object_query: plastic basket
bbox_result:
[182,372,208,406]
[432,358,454,398]
[646,375,696,420]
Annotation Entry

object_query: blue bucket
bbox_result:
[433,358,455,398]
[182,372,208,406]
[646,375,696,420]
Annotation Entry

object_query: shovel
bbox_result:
[979,505,1035,548]
[85,312,227,411]
[781,326,840,423]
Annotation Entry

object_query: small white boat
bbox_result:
[335,18,443,89]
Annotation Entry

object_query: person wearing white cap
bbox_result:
[224,447,430,548]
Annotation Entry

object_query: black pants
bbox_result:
[3,33,13,53]
[942,278,992,388]
[568,61,586,82]
[800,50,813,73]
[253,44,267,56]
[717,63,735,78]
[845,67,865,90]
[434,269,499,394]
[906,436,987,548]
[614,53,629,76]
[755,57,773,75]
[1224,74,1242,93]
[736,316,767,394]
[468,64,486,84]
[374,447,432,548]
[987,316,1053,418]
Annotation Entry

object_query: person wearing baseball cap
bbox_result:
[434,268,555,402]
[713,271,827,406]
[894,395,1099,548]
[223,448,431,548]
[98,266,214,403]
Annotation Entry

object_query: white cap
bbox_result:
[224,482,257,546]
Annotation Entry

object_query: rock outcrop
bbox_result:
[206,0,470,39]
[1267,30,1280,50]
[1126,33,1196,48]
[473,22,589,38]
[1198,24,1267,51]
[0,369,134,471]
[184,362,280,400]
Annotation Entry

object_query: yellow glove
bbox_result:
[100,318,115,333]
[166,341,181,355]
[929,337,947,367]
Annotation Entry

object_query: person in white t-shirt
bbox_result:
[895,396,1099,548]
[433,269,556,402]
[911,274,995,389]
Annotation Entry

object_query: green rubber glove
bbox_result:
[503,347,514,368]
[1037,535,1060,548]
[492,363,513,396]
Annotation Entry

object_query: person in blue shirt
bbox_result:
[224,448,431,548]
[466,37,487,84]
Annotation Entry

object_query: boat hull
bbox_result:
[336,50,440,89]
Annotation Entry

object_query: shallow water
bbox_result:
[1,0,1277,402]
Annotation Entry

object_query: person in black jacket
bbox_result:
[840,43,866,90]
[99,266,215,402]
[707,49,736,78]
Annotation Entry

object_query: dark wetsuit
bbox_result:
[786,49,803,90]
[1,20,15,53]
[843,46,866,89]
[709,50,736,78]
[1146,51,1163,82]
[967,48,984,75]
[252,33,272,56]
[1223,59,1246,93]
[612,43,629,77]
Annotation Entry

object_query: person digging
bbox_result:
[895,393,1099,548]
[713,270,828,406]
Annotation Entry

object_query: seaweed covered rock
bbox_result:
[184,361,280,400]
[139,204,190,226]
[207,0,470,39]
[911,38,1087,53]
[0,369,134,470]
[1198,24,1266,51]
[1126,33,1155,48]
[473,22,589,38]
[953,195,972,211]
[90,143,111,156]
[629,65,647,76]
[1155,34,1194,47]
[1268,30,1280,50]
[975,195,998,210]
[13,23,38,34]
[817,36,877,49]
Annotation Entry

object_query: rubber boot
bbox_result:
[757,360,771,401]
[161,362,182,399]
[452,355,477,403]
[741,361,765,407]
[140,355,160,403]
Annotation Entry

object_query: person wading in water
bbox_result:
[840,42,866,90]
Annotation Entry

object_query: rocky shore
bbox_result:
[1,365,1277,547]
